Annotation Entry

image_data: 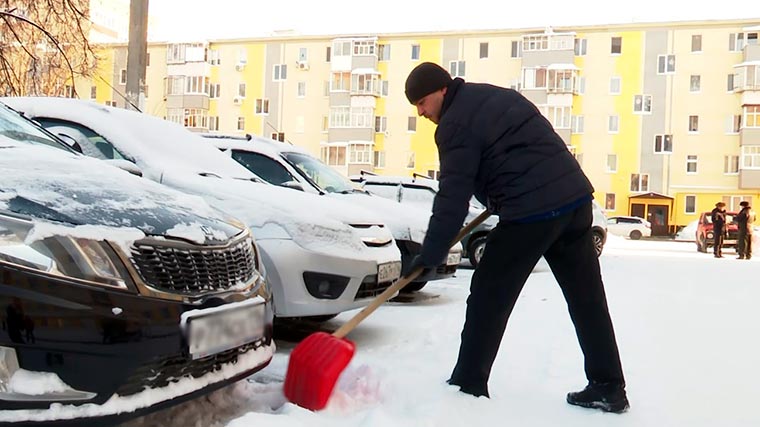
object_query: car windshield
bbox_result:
[282,152,357,194]
[0,104,69,151]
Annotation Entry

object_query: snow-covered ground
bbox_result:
[124,235,760,427]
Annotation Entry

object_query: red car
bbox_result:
[696,211,739,253]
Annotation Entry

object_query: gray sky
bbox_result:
[148,0,759,41]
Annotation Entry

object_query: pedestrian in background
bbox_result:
[401,62,628,413]
[710,202,727,258]
[736,201,755,260]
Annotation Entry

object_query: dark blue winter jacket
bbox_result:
[419,78,594,266]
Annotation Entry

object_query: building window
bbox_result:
[510,40,521,58]
[330,72,350,91]
[297,81,306,97]
[523,35,549,51]
[633,94,652,114]
[407,116,417,132]
[571,115,584,134]
[411,44,420,60]
[610,76,621,94]
[606,154,617,173]
[321,116,329,132]
[727,115,742,133]
[298,47,308,62]
[353,39,376,55]
[608,115,619,133]
[380,80,389,96]
[605,193,616,210]
[90,86,97,99]
[183,76,209,94]
[611,37,622,54]
[332,40,351,56]
[545,106,571,129]
[657,55,676,74]
[727,74,736,92]
[691,35,702,52]
[729,33,745,52]
[741,145,760,169]
[406,152,415,169]
[522,67,547,89]
[348,143,372,164]
[237,83,246,97]
[274,64,287,81]
[378,44,391,61]
[120,69,127,85]
[449,60,466,78]
[237,117,245,131]
[630,173,649,192]
[271,132,285,142]
[686,155,698,173]
[255,99,270,115]
[724,155,740,174]
[326,46,331,62]
[375,116,387,133]
[208,116,219,131]
[685,195,696,214]
[374,150,386,168]
[321,145,347,166]
[167,108,208,129]
[689,115,699,133]
[207,49,220,65]
[654,134,673,153]
[574,38,587,56]
[209,83,220,98]
[479,42,489,59]
[690,75,701,92]
[744,105,760,128]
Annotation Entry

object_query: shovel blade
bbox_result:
[283,331,355,410]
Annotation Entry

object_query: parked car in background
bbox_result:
[0,102,273,425]
[606,216,652,240]
[695,211,739,253]
[4,97,401,322]
[201,133,462,291]
[674,220,699,242]
[352,174,608,264]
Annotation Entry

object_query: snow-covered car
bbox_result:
[606,215,652,240]
[0,102,273,424]
[4,97,401,320]
[674,220,698,242]
[200,134,462,291]
[352,174,608,263]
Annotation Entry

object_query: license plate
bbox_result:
[378,261,401,283]
[182,298,265,360]
[447,252,462,266]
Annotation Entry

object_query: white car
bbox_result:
[5,97,402,320]
[606,215,652,240]
[353,174,608,259]
[201,134,462,292]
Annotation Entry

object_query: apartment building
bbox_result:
[80,19,760,234]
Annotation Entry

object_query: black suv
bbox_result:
[0,103,273,425]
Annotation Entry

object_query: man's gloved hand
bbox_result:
[402,254,434,279]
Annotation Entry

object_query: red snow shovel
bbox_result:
[283,209,493,410]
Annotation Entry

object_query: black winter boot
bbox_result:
[566,381,629,413]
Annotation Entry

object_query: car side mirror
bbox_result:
[280,180,304,191]
[106,159,143,177]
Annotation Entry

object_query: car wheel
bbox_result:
[468,236,488,268]
[592,231,604,257]
[401,281,427,293]
[630,230,642,240]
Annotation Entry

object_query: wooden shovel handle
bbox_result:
[332,209,493,339]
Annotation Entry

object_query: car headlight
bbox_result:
[0,215,130,290]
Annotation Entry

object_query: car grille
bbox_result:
[130,235,256,295]
[355,276,393,300]
[115,338,267,397]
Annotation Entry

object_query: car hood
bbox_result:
[0,143,244,246]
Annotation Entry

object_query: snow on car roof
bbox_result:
[356,174,440,190]
[201,133,310,158]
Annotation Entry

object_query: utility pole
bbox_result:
[126,0,149,111]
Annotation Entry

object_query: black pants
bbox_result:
[713,225,724,255]
[737,228,752,258]
[449,202,625,397]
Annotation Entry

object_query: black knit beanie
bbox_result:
[405,62,453,104]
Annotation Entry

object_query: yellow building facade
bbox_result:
[85,19,760,234]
